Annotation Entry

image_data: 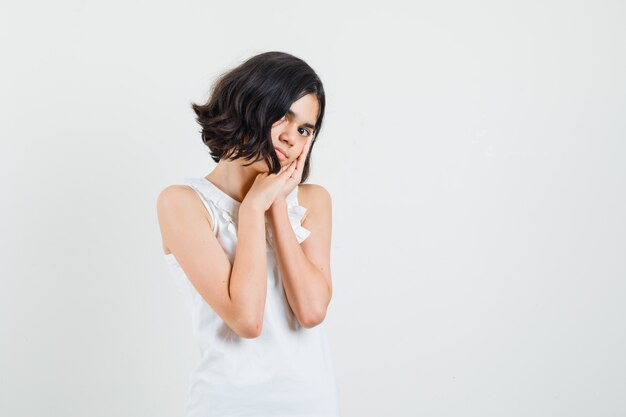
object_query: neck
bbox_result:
[205,158,261,204]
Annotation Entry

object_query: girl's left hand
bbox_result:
[272,136,313,204]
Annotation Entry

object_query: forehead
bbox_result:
[289,93,319,125]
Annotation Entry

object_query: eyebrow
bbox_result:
[286,109,316,131]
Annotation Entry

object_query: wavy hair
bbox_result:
[191,51,325,183]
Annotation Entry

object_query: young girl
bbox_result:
[157,52,339,416]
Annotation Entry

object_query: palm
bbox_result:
[275,137,312,201]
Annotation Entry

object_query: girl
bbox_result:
[156,51,339,416]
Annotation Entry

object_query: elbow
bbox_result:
[299,288,332,329]
[236,317,263,339]
[299,308,327,329]
[229,298,264,338]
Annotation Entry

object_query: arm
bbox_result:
[157,185,268,338]
[229,202,269,336]
[267,184,333,328]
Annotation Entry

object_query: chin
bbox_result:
[249,157,283,173]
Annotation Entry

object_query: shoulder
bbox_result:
[157,184,196,210]
[156,184,212,226]
[297,183,332,212]
[299,183,331,197]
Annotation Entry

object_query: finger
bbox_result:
[296,146,309,172]
[300,137,313,158]
[281,161,297,177]
[297,137,313,166]
[296,152,306,173]
[279,161,294,174]
[291,162,302,181]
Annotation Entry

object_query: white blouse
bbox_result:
[163,177,340,417]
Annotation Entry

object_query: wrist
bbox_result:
[240,201,266,217]
[269,198,288,216]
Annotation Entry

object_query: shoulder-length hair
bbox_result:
[191,51,325,183]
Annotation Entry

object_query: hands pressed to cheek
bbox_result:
[291,137,312,163]
[301,136,313,157]
[278,136,311,176]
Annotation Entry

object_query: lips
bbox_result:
[275,147,288,160]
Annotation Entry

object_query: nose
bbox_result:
[278,125,296,147]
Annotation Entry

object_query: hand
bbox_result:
[241,160,298,213]
[273,136,313,204]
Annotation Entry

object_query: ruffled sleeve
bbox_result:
[287,202,311,244]
[286,186,311,244]
[265,186,311,245]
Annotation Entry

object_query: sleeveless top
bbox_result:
[163,177,340,417]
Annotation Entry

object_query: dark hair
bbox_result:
[191,51,325,183]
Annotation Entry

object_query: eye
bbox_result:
[298,127,312,137]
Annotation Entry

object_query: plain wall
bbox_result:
[1,1,625,416]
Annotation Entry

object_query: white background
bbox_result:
[1,1,625,416]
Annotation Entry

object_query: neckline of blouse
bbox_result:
[198,176,300,216]
[200,177,241,215]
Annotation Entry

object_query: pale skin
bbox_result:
[156,93,332,339]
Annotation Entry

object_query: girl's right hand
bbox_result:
[241,161,297,212]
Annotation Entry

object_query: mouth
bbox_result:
[275,147,288,160]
